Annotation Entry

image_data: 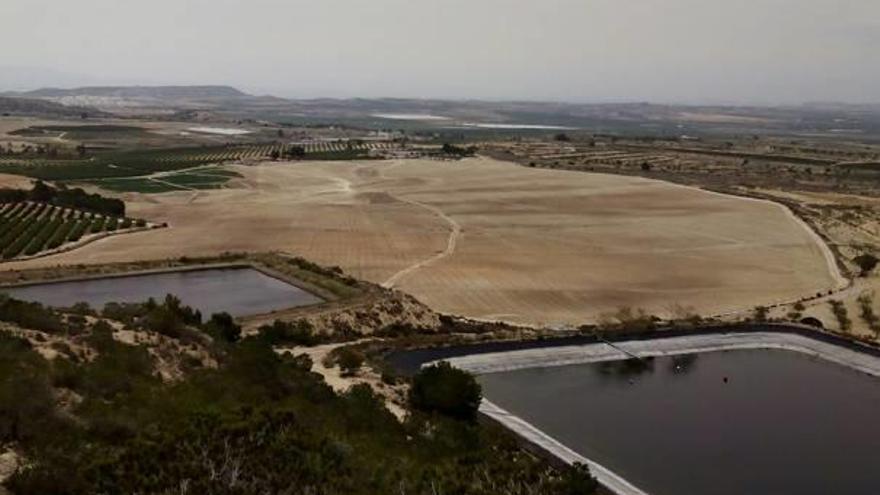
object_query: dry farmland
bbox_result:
[0,157,843,327]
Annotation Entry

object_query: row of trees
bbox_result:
[0,142,87,158]
[30,181,125,216]
[0,202,139,260]
[442,143,478,157]
[269,145,307,160]
[0,181,125,217]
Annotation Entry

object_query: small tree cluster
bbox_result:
[854,253,879,277]
[856,292,880,336]
[441,143,478,157]
[753,305,770,322]
[409,361,482,421]
[787,301,806,321]
[257,319,318,346]
[101,294,202,339]
[203,311,241,343]
[335,347,365,377]
[829,300,852,332]
[0,294,65,333]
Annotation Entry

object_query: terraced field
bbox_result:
[0,201,145,260]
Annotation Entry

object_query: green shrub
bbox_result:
[854,253,879,276]
[829,300,852,332]
[204,312,241,343]
[336,347,365,377]
[257,319,318,346]
[558,463,600,495]
[0,334,60,444]
[0,295,65,333]
[409,361,482,421]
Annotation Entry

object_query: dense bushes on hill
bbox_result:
[0,335,62,446]
[257,318,319,346]
[0,321,597,495]
[203,311,242,343]
[0,295,65,334]
[0,290,599,494]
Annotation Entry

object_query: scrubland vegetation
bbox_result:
[829,300,852,333]
[0,293,598,494]
[857,292,880,336]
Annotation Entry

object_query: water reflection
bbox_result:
[595,356,655,380]
[594,354,699,382]
[4,268,321,317]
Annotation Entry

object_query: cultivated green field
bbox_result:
[0,201,144,260]
[0,141,387,192]
[0,145,267,181]
[88,166,244,192]
[89,178,182,193]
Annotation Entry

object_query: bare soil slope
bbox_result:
[1,157,841,326]
[0,173,32,189]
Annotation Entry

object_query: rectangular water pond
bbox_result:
[478,349,880,495]
[2,268,322,317]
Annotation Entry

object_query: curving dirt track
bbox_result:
[0,157,842,327]
[381,193,462,288]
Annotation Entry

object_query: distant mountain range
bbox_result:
[0,96,108,117]
[15,85,247,100]
[2,85,879,137]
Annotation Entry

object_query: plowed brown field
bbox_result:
[1,157,843,326]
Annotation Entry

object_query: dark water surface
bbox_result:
[478,349,880,495]
[3,268,322,317]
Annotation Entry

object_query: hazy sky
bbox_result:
[1,0,878,104]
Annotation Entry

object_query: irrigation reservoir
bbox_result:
[393,330,880,495]
[3,267,321,317]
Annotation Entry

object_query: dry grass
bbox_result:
[0,173,32,189]
[1,157,841,327]
[754,188,880,339]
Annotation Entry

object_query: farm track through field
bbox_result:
[1,158,844,327]
[381,195,461,288]
[378,161,461,288]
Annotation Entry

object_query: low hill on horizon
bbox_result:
[1,84,878,138]
[17,85,248,100]
[0,96,107,118]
